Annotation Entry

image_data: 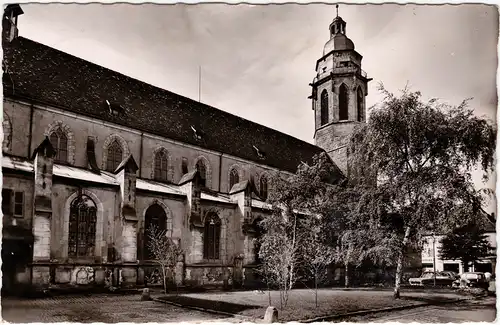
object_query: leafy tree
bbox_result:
[146,225,183,294]
[347,84,496,298]
[439,221,493,272]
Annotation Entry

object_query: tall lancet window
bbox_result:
[339,84,349,121]
[68,195,97,258]
[229,168,239,191]
[49,128,68,163]
[320,90,329,126]
[357,87,364,122]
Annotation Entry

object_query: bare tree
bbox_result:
[146,225,183,294]
[303,233,335,307]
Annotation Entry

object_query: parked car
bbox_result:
[408,271,456,286]
[453,272,489,289]
[441,271,460,280]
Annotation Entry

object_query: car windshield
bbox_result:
[422,272,434,278]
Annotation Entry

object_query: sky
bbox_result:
[14,3,499,211]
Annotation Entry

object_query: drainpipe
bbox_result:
[27,104,34,157]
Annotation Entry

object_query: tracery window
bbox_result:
[339,84,349,121]
[68,195,97,258]
[203,213,221,260]
[320,90,329,126]
[106,140,123,172]
[144,204,167,259]
[357,87,364,122]
[196,160,207,187]
[260,175,268,200]
[229,168,239,191]
[154,149,169,181]
[49,128,68,163]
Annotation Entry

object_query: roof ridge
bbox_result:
[15,36,320,150]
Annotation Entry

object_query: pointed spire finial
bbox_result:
[336,4,339,17]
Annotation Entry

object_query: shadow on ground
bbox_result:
[157,295,261,314]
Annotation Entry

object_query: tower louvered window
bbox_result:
[357,87,364,122]
[339,84,349,121]
[320,90,329,126]
[68,195,97,258]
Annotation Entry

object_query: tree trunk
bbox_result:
[393,226,411,299]
[315,273,318,308]
[161,266,168,295]
[344,263,350,288]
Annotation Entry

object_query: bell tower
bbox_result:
[309,6,372,176]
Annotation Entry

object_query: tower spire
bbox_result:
[336,4,339,17]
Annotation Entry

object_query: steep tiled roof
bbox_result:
[3,37,338,175]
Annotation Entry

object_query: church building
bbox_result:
[1,4,370,293]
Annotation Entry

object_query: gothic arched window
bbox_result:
[154,149,169,181]
[144,204,167,259]
[339,84,349,121]
[49,128,68,163]
[196,160,207,187]
[357,87,364,122]
[260,175,268,200]
[204,213,221,260]
[229,168,239,191]
[68,195,97,258]
[106,140,123,172]
[320,90,329,126]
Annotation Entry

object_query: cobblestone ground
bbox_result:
[343,296,497,323]
[1,294,238,323]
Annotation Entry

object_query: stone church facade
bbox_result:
[1,5,369,293]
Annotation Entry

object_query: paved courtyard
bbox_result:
[1,294,235,323]
[343,296,497,323]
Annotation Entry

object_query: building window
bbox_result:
[14,191,23,216]
[154,149,169,181]
[144,204,167,260]
[339,84,349,121]
[2,189,24,217]
[260,176,268,200]
[204,213,221,260]
[320,90,329,126]
[49,128,68,163]
[181,157,189,175]
[229,168,239,190]
[68,195,97,258]
[196,160,207,187]
[357,87,364,122]
[106,140,123,172]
